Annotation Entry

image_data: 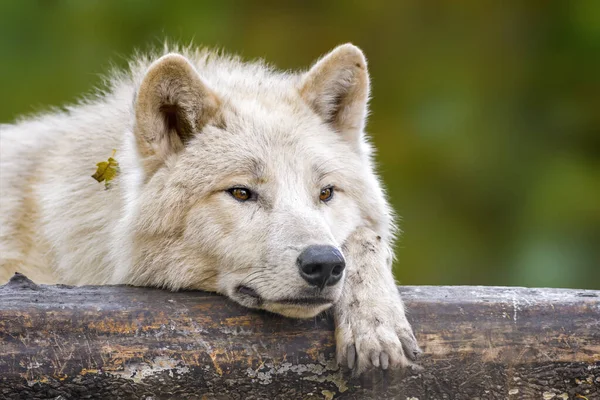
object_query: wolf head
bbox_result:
[123,44,388,318]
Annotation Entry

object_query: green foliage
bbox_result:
[1,1,598,288]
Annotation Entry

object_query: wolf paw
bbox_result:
[335,305,422,375]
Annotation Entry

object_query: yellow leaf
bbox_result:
[91,150,119,189]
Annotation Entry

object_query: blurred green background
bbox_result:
[1,1,598,289]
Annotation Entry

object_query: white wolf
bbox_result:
[0,44,421,373]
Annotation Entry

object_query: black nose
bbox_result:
[297,245,345,288]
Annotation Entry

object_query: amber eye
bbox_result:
[228,187,252,201]
[319,187,334,202]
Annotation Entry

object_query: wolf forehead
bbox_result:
[130,45,372,190]
[177,123,364,186]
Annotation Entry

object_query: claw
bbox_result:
[405,346,423,361]
[347,344,356,369]
[413,347,423,360]
[409,363,425,373]
[370,352,380,368]
[380,352,389,370]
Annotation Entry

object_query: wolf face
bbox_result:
[121,46,379,318]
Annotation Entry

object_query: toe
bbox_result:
[399,329,422,361]
[403,341,422,361]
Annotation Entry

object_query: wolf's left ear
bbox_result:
[300,44,370,149]
[134,53,221,168]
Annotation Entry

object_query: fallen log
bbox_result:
[0,273,598,400]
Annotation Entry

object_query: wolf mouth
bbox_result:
[236,285,332,306]
[237,285,261,299]
[271,297,332,306]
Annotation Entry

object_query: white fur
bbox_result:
[0,43,420,373]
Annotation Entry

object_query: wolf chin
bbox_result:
[0,43,421,373]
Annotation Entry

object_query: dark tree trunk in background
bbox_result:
[1,273,599,399]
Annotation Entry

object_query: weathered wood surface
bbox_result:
[0,273,598,400]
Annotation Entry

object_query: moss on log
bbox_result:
[0,273,599,399]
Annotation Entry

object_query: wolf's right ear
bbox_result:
[134,53,220,168]
[300,44,370,151]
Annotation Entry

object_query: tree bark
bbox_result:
[1,273,598,400]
